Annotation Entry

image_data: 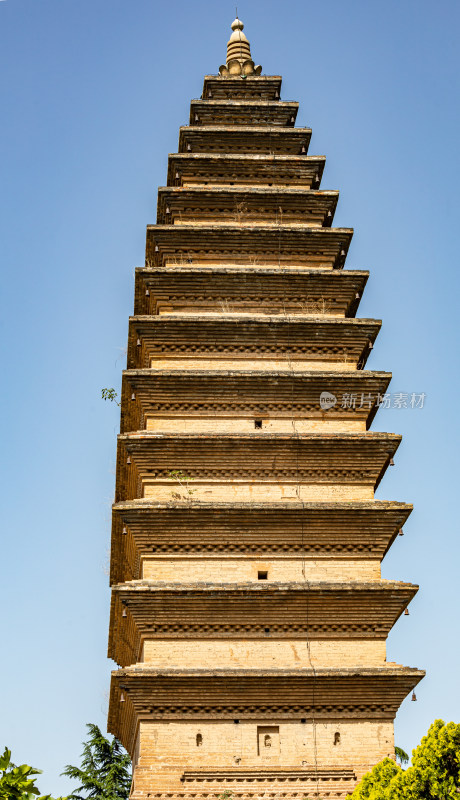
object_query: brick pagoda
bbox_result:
[107,18,424,799]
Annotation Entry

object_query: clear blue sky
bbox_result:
[1,0,459,795]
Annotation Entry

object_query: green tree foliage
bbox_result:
[0,747,65,800]
[395,746,409,766]
[62,724,131,800]
[347,758,401,800]
[348,720,460,800]
[101,388,120,406]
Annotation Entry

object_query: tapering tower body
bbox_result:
[108,20,423,799]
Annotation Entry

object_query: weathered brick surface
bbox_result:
[148,356,359,371]
[145,416,366,433]
[141,557,381,582]
[142,481,375,503]
[130,719,394,794]
[141,639,387,668]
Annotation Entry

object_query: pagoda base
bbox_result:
[130,772,358,800]
[130,763,369,799]
[124,717,397,800]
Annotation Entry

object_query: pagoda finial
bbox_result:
[219,17,262,77]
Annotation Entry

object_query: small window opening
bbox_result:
[258,571,268,580]
[234,719,240,724]
[196,733,203,747]
[334,731,341,745]
[301,719,307,724]
[254,419,263,429]
[257,725,279,755]
[264,627,270,634]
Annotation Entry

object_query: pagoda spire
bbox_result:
[219,17,262,76]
